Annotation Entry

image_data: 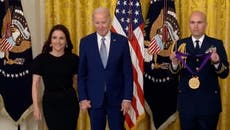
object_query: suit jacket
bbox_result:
[170,35,229,115]
[78,32,133,108]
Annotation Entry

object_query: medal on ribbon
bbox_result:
[176,51,211,89]
[188,76,200,89]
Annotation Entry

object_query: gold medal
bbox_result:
[188,76,200,89]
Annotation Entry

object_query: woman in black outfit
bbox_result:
[32,24,79,130]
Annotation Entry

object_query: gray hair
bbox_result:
[92,7,111,20]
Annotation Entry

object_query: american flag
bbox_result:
[0,22,15,51]
[148,34,163,54]
[111,0,145,129]
[0,37,15,51]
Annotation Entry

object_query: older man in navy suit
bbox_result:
[170,11,229,130]
[78,7,133,130]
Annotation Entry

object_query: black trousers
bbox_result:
[179,113,219,130]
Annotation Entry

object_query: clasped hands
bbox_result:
[80,99,131,115]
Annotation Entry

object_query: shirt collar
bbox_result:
[192,34,205,44]
[97,31,111,41]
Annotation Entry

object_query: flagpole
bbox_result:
[162,0,168,43]
[4,0,9,12]
[128,0,133,41]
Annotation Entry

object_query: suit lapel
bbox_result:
[186,38,194,54]
[106,33,116,68]
[93,32,118,69]
[91,33,105,68]
[186,36,211,55]
[200,35,212,53]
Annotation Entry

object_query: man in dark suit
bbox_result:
[78,7,133,130]
[169,11,229,130]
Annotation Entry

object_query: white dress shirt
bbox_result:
[97,32,111,58]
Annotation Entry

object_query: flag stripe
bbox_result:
[126,106,135,127]
[132,65,144,106]
[112,0,145,128]
[133,83,145,114]
[112,16,145,107]
[130,26,144,72]
[148,38,161,54]
[0,38,13,51]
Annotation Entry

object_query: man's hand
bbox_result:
[121,100,131,115]
[80,100,91,112]
[210,49,220,64]
[170,52,179,65]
